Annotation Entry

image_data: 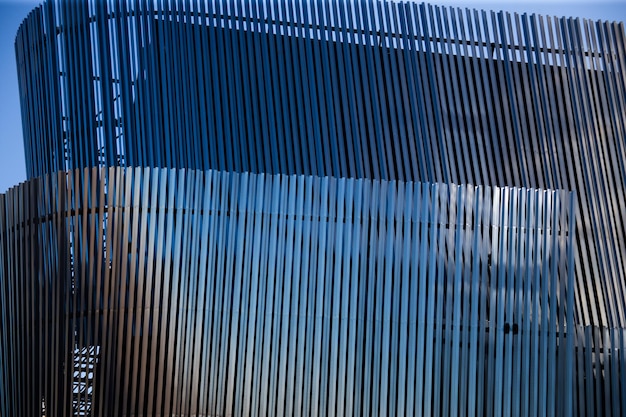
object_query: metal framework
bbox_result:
[1,167,575,417]
[1,0,625,416]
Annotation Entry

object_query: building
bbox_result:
[0,0,623,415]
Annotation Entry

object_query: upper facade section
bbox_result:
[16,0,626,186]
[14,1,626,317]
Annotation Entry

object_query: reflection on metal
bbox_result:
[2,0,625,415]
[0,167,575,417]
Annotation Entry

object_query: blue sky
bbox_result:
[0,0,39,193]
[0,0,625,193]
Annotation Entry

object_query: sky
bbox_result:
[0,0,625,193]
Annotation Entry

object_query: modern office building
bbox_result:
[0,0,623,416]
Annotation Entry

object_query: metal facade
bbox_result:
[0,167,575,416]
[0,0,625,416]
[15,0,626,329]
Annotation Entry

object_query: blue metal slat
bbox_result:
[269,174,287,415]
[278,174,298,417]
[345,178,363,417]
[450,10,480,186]
[420,4,451,182]
[442,7,477,184]
[296,0,322,177]
[394,177,411,417]
[326,177,345,417]
[336,178,354,417]
[299,174,317,417]
[376,3,409,182]
[220,1,242,173]
[359,0,388,180]
[421,182,436,417]
[432,183,449,417]
[209,173,232,414]
[319,176,338,416]
[312,1,340,178]
[240,171,260,415]
[509,12,540,188]
[432,5,458,183]
[271,2,296,175]
[224,170,249,414]
[449,185,464,417]
[440,182,455,417]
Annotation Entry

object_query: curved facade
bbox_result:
[0,167,575,417]
[1,0,625,416]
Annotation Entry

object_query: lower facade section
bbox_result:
[0,167,595,416]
